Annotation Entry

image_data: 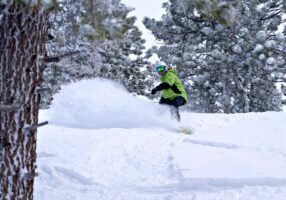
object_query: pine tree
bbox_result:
[0,2,50,199]
[40,0,132,108]
[40,0,152,107]
[97,25,152,96]
[0,0,130,198]
[144,0,286,113]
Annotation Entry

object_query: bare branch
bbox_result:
[37,87,51,93]
[273,48,286,54]
[0,4,5,12]
[41,50,81,64]
[261,10,282,21]
[24,121,49,131]
[47,33,55,41]
[0,104,21,112]
[42,56,60,63]
[22,172,38,181]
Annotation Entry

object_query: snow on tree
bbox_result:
[144,0,286,113]
[177,0,239,27]
[97,24,152,96]
[0,0,133,199]
[0,1,50,199]
[40,0,151,108]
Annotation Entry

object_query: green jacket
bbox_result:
[160,68,188,101]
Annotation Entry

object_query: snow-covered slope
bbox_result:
[35,79,286,200]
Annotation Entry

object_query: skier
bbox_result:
[151,62,188,122]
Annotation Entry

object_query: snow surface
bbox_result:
[35,79,286,200]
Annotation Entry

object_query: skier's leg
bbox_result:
[159,97,170,105]
[169,96,186,122]
[158,97,173,118]
[158,97,179,121]
[172,96,187,107]
[170,106,180,122]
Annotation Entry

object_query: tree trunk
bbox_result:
[0,3,48,200]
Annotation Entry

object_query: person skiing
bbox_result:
[151,62,188,122]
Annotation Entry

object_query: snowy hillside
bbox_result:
[35,79,286,200]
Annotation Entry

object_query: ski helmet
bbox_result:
[155,62,167,73]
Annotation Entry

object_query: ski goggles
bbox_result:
[155,65,166,73]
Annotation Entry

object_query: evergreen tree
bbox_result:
[97,24,152,96]
[144,0,286,113]
[0,2,50,199]
[40,0,133,108]
[41,0,152,108]
[0,0,130,198]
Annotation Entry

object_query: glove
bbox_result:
[151,88,157,95]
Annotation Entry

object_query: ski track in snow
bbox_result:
[183,138,240,149]
[35,122,286,200]
[34,79,286,200]
[183,138,286,160]
[136,178,286,193]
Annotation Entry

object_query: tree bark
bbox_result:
[0,3,48,200]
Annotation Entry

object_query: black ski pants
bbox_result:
[159,96,186,121]
[159,96,186,108]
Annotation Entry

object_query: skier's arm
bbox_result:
[151,82,171,95]
[155,82,171,91]
[151,82,181,95]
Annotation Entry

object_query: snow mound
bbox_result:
[48,78,175,129]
